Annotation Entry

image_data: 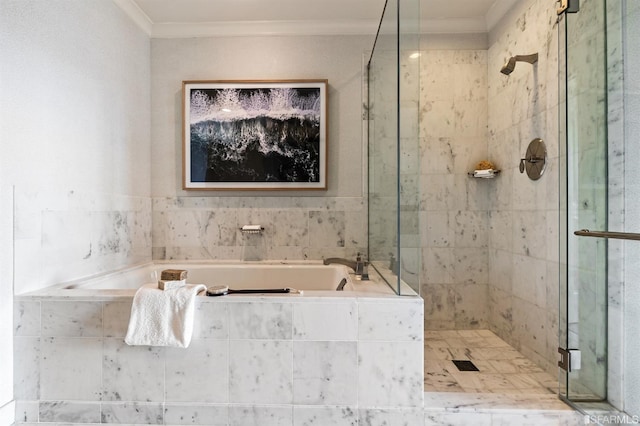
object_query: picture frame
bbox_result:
[183,80,328,190]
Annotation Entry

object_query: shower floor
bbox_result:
[424,330,558,394]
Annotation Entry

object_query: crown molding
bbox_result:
[112,0,152,35]
[150,20,380,38]
[420,17,487,34]
[114,0,520,38]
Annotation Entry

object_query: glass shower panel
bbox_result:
[398,0,421,294]
[367,0,420,295]
[560,0,608,402]
[368,0,399,292]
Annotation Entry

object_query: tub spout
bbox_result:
[323,253,369,280]
[323,257,357,270]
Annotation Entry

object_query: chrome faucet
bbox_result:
[323,252,369,280]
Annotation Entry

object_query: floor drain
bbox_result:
[452,360,479,372]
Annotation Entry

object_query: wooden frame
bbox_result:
[183,80,328,190]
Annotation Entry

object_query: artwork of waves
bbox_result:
[189,87,321,183]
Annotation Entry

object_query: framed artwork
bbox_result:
[183,80,328,190]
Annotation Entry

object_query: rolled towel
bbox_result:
[124,283,206,348]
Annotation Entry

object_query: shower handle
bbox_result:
[519,138,547,180]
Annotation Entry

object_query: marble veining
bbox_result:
[424,330,558,395]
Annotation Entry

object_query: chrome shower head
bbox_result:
[500,53,539,75]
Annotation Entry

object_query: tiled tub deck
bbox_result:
[13,267,424,425]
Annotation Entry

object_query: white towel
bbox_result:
[124,283,206,348]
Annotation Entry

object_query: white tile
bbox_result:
[40,337,102,401]
[293,302,357,341]
[358,341,423,407]
[163,404,229,425]
[425,412,492,425]
[14,301,40,336]
[293,341,357,405]
[100,402,163,425]
[41,302,102,337]
[229,302,292,340]
[293,406,357,426]
[102,301,131,338]
[102,338,164,402]
[13,338,40,400]
[165,339,229,403]
[38,401,101,424]
[228,405,293,426]
[229,340,292,404]
[358,408,424,426]
[359,301,423,341]
[193,300,229,339]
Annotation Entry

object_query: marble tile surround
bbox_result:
[419,49,490,331]
[485,0,562,377]
[151,196,367,263]
[13,294,423,425]
[13,187,152,295]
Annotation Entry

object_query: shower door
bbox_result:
[560,0,640,412]
[559,0,608,403]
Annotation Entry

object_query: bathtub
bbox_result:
[26,260,403,297]
[60,262,357,292]
[14,261,423,425]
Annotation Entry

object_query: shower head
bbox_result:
[500,53,539,75]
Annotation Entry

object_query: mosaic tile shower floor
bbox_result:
[424,330,558,394]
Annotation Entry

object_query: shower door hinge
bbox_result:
[557,0,579,15]
[558,347,582,371]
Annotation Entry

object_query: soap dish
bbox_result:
[468,169,501,179]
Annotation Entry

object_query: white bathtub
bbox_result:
[61,262,356,292]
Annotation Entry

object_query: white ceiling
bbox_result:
[114,0,520,37]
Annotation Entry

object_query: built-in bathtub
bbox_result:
[59,262,361,293]
[13,261,424,425]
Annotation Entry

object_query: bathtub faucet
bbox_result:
[323,252,369,280]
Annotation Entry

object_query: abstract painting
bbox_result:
[183,80,327,190]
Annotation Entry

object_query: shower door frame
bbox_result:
[558,0,610,406]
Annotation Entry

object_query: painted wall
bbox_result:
[150,36,371,261]
[486,0,561,375]
[0,0,151,419]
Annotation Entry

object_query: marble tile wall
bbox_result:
[13,188,152,295]
[486,0,562,376]
[151,196,366,262]
[13,295,423,425]
[419,49,490,330]
[616,0,640,416]
[150,35,371,269]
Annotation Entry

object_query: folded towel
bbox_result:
[125,283,206,348]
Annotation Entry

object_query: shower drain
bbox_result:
[452,360,479,372]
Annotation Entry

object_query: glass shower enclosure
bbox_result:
[560,0,640,417]
[367,0,420,295]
